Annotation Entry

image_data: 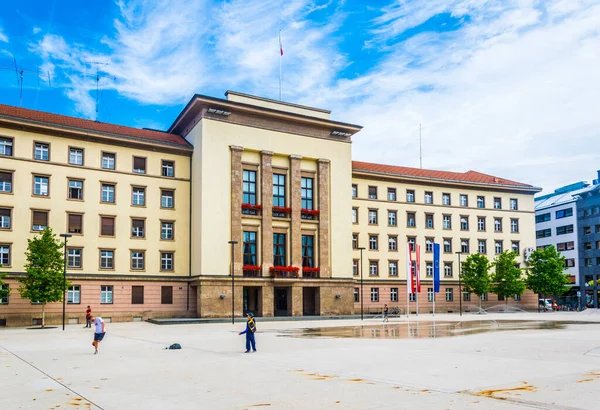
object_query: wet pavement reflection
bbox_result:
[276,320,595,339]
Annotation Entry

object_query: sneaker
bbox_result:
[244,350,250,353]
[252,350,257,353]
[94,351,98,355]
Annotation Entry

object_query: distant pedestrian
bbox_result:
[85,306,92,328]
[383,304,389,323]
[239,312,257,353]
[91,316,106,355]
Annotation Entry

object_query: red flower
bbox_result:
[301,208,320,216]
[272,206,292,213]
[302,267,320,273]
[242,203,262,210]
[243,265,261,271]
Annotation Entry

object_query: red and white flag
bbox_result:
[407,243,413,294]
[415,244,421,293]
[279,31,283,56]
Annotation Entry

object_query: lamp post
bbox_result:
[228,240,238,325]
[59,233,72,331]
[455,251,462,317]
[359,247,366,320]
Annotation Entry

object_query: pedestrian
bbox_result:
[85,305,92,328]
[91,316,106,355]
[238,312,257,353]
[383,304,389,323]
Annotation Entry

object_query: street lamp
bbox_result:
[228,240,238,325]
[59,233,72,331]
[358,247,366,320]
[455,251,462,317]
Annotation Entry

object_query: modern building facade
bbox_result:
[577,175,600,308]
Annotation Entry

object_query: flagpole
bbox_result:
[279,30,282,101]
[416,244,419,317]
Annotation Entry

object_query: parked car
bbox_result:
[538,299,552,310]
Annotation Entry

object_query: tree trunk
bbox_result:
[41,303,46,328]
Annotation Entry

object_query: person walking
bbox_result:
[383,304,389,323]
[85,305,92,328]
[91,316,106,355]
[239,312,257,353]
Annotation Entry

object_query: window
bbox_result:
[0,208,11,229]
[409,293,416,302]
[511,219,519,233]
[34,142,49,161]
[368,186,377,199]
[131,219,145,238]
[425,238,433,253]
[301,177,314,209]
[69,148,84,165]
[388,236,397,251]
[444,262,452,278]
[427,288,434,302]
[369,261,378,276]
[100,285,113,304]
[388,210,397,226]
[443,239,452,253]
[426,261,433,277]
[351,208,358,224]
[442,193,451,205]
[158,221,173,241]
[406,190,415,203]
[0,284,8,304]
[389,261,398,276]
[101,184,115,203]
[302,235,314,267]
[565,259,575,267]
[132,187,145,206]
[407,212,416,227]
[424,191,433,204]
[514,294,521,301]
[67,214,83,234]
[351,184,357,198]
[498,295,505,301]
[0,171,12,193]
[407,237,416,252]
[100,250,114,269]
[584,209,591,217]
[597,225,600,233]
[352,234,358,249]
[443,215,451,229]
[0,245,11,266]
[536,228,551,238]
[494,218,502,232]
[0,137,13,156]
[161,252,174,271]
[463,292,471,302]
[354,288,359,302]
[584,226,591,234]
[273,174,286,208]
[33,176,49,196]
[446,288,453,301]
[481,293,488,301]
[243,231,257,265]
[556,225,574,235]
[555,208,573,219]
[390,288,398,302]
[132,286,144,304]
[102,152,115,170]
[162,160,174,177]
[459,194,468,207]
[67,248,82,268]
[243,170,257,206]
[510,198,518,210]
[388,188,396,201]
[353,260,359,276]
[493,197,502,209]
[460,216,469,231]
[461,239,470,253]
[131,251,145,270]
[425,213,434,228]
[133,156,146,173]
[273,233,286,266]
[556,241,575,251]
[512,241,520,253]
[32,210,48,231]
[161,190,174,208]
[495,241,503,255]
[368,209,378,224]
[478,240,487,254]
[68,180,83,200]
[536,213,551,223]
[369,235,378,250]
[161,286,173,304]
[477,217,486,231]
[67,285,81,304]
[477,196,485,208]
[585,258,592,267]
[370,288,379,302]
[100,217,115,237]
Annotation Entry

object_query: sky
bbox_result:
[0,0,599,194]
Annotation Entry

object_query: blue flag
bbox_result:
[433,243,440,293]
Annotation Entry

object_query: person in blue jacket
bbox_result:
[239,312,257,353]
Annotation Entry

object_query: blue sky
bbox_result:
[1,0,599,193]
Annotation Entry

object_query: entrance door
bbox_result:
[275,288,289,316]
[303,287,319,316]
[243,287,261,317]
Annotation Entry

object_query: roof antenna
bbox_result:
[87,61,112,121]
[419,123,422,169]
[0,57,50,107]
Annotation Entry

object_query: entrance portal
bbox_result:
[274,287,290,316]
[303,287,320,316]
[243,287,262,317]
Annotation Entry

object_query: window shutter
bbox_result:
[33,211,48,226]
[101,217,115,236]
[132,219,144,229]
[0,172,11,183]
[132,286,144,304]
[68,214,82,233]
[133,157,146,171]
[0,208,10,217]
[161,286,173,304]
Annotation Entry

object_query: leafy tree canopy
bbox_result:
[491,251,525,302]
[461,253,492,299]
[525,245,570,297]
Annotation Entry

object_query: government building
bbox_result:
[0,91,541,326]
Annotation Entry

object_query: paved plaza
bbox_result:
[2,312,600,409]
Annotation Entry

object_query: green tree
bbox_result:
[17,228,68,328]
[525,246,570,304]
[460,253,492,310]
[491,251,525,306]
[0,273,10,302]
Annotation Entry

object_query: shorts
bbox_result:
[94,332,106,341]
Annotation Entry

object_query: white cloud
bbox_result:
[0,26,8,43]
[33,26,42,35]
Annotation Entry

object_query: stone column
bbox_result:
[290,155,303,269]
[262,286,274,317]
[291,286,303,316]
[318,159,331,278]
[230,146,243,275]
[261,151,274,276]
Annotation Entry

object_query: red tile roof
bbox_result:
[0,104,190,148]
[352,161,537,189]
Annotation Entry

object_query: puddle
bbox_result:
[275,320,597,339]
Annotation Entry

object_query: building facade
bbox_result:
[577,177,600,308]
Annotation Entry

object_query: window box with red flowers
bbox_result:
[302,267,320,278]
[301,208,320,220]
[242,203,262,216]
[243,265,262,277]
[269,266,300,278]
[272,206,292,218]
